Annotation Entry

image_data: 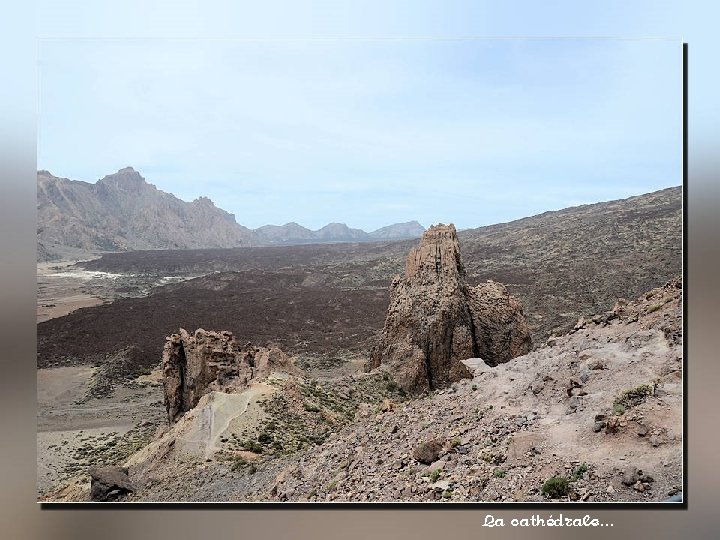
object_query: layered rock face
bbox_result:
[162,328,298,423]
[369,224,531,394]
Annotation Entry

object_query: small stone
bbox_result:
[622,466,639,486]
[430,480,451,491]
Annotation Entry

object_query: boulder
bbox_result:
[88,465,134,502]
[412,438,445,465]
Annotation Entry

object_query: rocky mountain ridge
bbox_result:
[37,168,425,260]
[37,168,257,259]
[255,220,424,246]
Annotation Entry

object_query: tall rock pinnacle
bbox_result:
[369,223,532,394]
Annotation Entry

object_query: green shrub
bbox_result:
[570,463,588,482]
[231,457,248,472]
[542,476,569,498]
[241,439,263,453]
[614,383,655,410]
[430,469,441,482]
[493,468,506,478]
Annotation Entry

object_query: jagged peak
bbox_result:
[98,167,146,188]
[193,195,215,206]
[404,223,464,282]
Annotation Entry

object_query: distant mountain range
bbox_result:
[255,220,424,246]
[37,167,425,261]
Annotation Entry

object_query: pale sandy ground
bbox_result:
[37,366,163,496]
[128,381,276,471]
[37,261,105,322]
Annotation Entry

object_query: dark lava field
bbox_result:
[38,186,682,377]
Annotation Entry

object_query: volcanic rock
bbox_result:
[88,465,134,502]
[369,224,531,394]
[162,328,299,423]
[412,438,446,465]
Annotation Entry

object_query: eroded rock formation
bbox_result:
[162,328,298,423]
[369,224,531,394]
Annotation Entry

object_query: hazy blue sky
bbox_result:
[38,37,682,230]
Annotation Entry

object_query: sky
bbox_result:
[38,36,682,231]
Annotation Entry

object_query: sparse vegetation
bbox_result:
[493,468,506,478]
[231,457,249,472]
[542,476,569,498]
[240,439,263,453]
[614,383,657,410]
[430,469,441,482]
[570,463,588,482]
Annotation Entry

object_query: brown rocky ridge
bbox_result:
[163,328,300,423]
[37,167,425,261]
[369,224,531,394]
[37,168,258,261]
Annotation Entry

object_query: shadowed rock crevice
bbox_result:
[370,224,532,394]
[162,328,299,423]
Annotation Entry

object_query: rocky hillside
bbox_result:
[459,186,682,339]
[45,278,682,503]
[37,168,257,260]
